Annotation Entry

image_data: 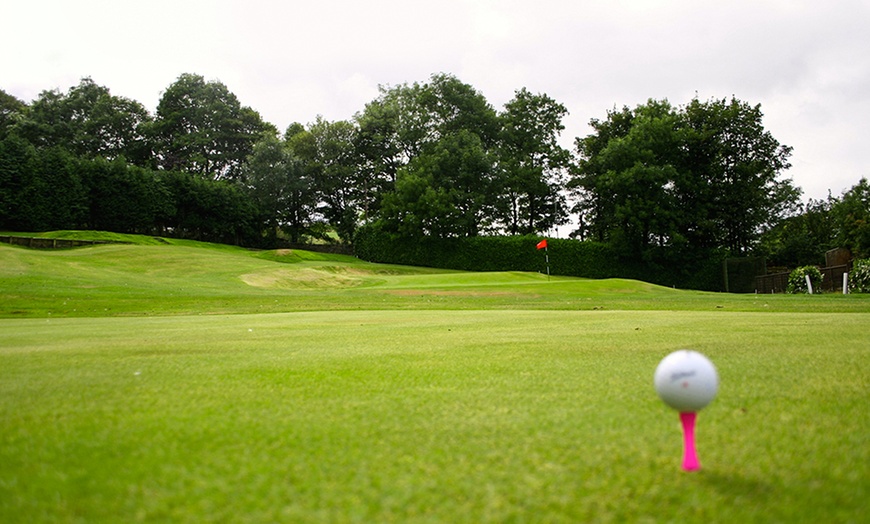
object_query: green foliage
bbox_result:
[849,258,870,293]
[723,256,767,293]
[760,179,870,266]
[757,178,869,268]
[831,178,870,258]
[7,74,854,262]
[26,147,89,230]
[571,97,799,257]
[0,139,88,231]
[286,117,362,243]
[9,78,153,166]
[382,129,498,238]
[496,88,571,234]
[0,135,264,244]
[80,157,173,233]
[152,73,273,180]
[758,197,834,267]
[358,74,503,238]
[242,135,314,243]
[0,135,33,228]
[157,170,261,245]
[0,89,27,140]
[787,265,823,294]
[354,223,727,290]
[356,74,573,238]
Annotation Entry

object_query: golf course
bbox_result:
[1,232,868,523]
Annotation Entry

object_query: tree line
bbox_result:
[1,73,867,265]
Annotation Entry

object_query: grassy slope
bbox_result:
[1,233,869,522]
[3,235,868,318]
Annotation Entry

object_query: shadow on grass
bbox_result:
[700,470,773,501]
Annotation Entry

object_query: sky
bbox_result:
[3,0,869,209]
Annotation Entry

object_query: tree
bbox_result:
[8,144,88,231]
[831,178,870,258]
[241,135,314,244]
[569,105,636,242]
[758,197,835,267]
[359,74,503,238]
[418,73,501,147]
[288,117,363,243]
[0,90,27,140]
[9,78,153,166]
[0,135,37,229]
[381,129,497,238]
[152,73,273,180]
[682,97,799,253]
[570,97,799,256]
[158,169,260,245]
[78,157,173,234]
[354,81,424,209]
[497,88,572,234]
[571,100,685,253]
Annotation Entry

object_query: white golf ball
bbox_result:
[654,350,719,412]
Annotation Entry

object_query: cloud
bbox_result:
[2,0,868,202]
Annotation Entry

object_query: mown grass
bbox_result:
[1,233,868,522]
[3,238,868,317]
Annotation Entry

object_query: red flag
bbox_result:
[536,239,548,250]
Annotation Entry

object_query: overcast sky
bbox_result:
[3,0,869,206]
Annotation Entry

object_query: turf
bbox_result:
[1,234,868,522]
[2,240,867,317]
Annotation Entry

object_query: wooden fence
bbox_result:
[1,235,354,255]
[820,264,851,293]
[755,263,852,294]
[0,235,124,249]
[754,271,790,294]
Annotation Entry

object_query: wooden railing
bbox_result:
[755,263,852,294]
[0,236,125,249]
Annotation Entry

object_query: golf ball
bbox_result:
[654,350,718,412]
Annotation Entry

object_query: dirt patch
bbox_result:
[240,267,367,289]
[384,289,525,297]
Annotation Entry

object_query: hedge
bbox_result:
[353,223,727,291]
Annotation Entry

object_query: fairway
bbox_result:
[1,238,869,522]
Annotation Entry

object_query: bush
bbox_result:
[849,258,870,293]
[353,223,729,291]
[787,265,823,294]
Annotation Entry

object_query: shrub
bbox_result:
[787,265,823,294]
[848,258,870,293]
[353,223,729,291]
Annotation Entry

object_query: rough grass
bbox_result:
[1,233,868,522]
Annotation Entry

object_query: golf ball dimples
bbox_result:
[654,350,718,412]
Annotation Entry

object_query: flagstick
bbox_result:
[545,247,550,280]
[680,412,700,471]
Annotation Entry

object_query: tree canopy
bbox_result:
[497,88,571,235]
[3,73,867,281]
[152,73,273,180]
[8,78,153,166]
[570,97,800,256]
[358,74,570,238]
